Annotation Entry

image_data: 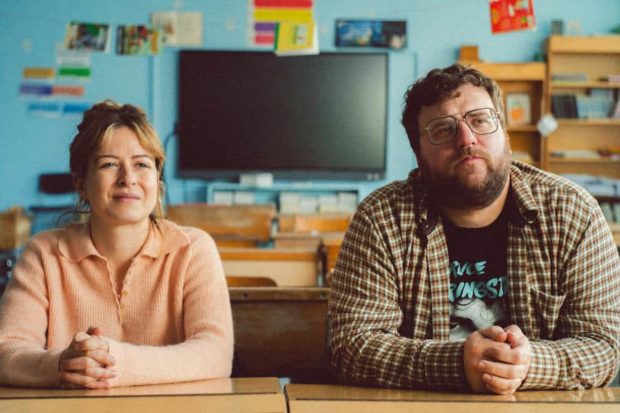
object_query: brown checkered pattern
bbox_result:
[328,161,620,390]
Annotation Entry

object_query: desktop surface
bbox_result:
[285,383,620,413]
[0,377,285,413]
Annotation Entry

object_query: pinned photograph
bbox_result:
[116,25,160,55]
[335,20,406,49]
[151,11,204,47]
[65,22,110,52]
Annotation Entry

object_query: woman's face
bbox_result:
[80,126,159,228]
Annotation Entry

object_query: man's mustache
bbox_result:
[449,148,491,168]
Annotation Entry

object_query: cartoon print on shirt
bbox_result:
[448,260,509,340]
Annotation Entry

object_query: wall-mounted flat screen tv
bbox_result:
[177,51,388,180]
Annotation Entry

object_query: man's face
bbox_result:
[416,84,511,209]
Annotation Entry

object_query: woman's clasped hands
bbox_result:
[58,327,116,389]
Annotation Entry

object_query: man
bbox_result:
[328,64,620,394]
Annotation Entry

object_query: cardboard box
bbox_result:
[0,207,31,250]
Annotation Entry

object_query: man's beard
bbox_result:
[419,145,511,209]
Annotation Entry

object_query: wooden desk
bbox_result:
[609,222,620,247]
[0,377,285,413]
[230,287,334,383]
[166,204,276,247]
[221,248,320,286]
[285,384,620,413]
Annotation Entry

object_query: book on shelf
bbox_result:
[550,149,602,159]
[511,151,533,164]
[551,72,589,83]
[600,202,615,222]
[553,93,614,119]
[551,94,578,118]
[614,203,620,224]
[601,74,620,83]
[612,99,620,119]
[505,93,531,125]
[591,89,614,118]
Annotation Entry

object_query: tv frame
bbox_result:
[177,50,389,182]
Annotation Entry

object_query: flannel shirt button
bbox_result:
[524,210,538,224]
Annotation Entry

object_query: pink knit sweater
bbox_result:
[0,220,233,388]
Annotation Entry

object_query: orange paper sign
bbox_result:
[490,0,536,34]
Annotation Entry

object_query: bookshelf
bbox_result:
[545,35,620,179]
[461,61,546,167]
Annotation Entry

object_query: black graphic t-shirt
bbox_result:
[442,210,510,340]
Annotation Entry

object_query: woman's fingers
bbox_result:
[72,335,109,352]
[59,370,99,387]
[60,355,100,371]
[58,328,116,389]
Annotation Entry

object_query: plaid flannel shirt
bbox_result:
[329,161,620,391]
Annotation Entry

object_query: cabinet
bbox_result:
[462,61,546,168]
[206,182,360,214]
[545,35,620,179]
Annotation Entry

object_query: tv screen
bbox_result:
[177,51,388,180]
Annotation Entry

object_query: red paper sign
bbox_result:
[490,0,536,34]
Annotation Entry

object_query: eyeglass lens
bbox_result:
[427,108,498,144]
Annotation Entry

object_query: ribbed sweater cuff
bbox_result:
[105,337,126,387]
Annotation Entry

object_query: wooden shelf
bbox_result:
[547,35,620,54]
[545,35,620,180]
[549,157,620,164]
[552,81,620,89]
[461,61,545,80]
[507,124,538,132]
[557,118,620,126]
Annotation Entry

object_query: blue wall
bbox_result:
[1,1,619,211]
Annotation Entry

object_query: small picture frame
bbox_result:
[64,22,110,52]
[505,93,532,125]
[335,20,406,49]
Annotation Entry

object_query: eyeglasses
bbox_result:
[424,107,500,145]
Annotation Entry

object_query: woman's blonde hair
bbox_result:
[69,100,166,221]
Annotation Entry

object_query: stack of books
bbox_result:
[551,94,578,118]
[552,89,616,119]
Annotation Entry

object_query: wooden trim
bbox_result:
[548,158,620,164]
[285,384,620,413]
[557,119,620,126]
[552,81,620,89]
[460,61,546,80]
[548,35,620,53]
[0,378,286,413]
[507,124,539,132]
[229,286,330,301]
[220,247,318,261]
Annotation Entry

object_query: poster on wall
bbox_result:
[20,45,93,118]
[335,20,406,49]
[64,22,110,52]
[249,0,315,47]
[56,46,92,81]
[275,20,318,55]
[116,25,161,55]
[151,11,204,47]
[489,0,536,34]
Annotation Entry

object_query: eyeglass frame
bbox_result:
[423,107,502,145]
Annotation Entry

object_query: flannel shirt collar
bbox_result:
[406,160,539,235]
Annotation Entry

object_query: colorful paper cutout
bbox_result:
[490,0,536,34]
[250,0,315,47]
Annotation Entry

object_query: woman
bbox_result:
[0,100,233,388]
